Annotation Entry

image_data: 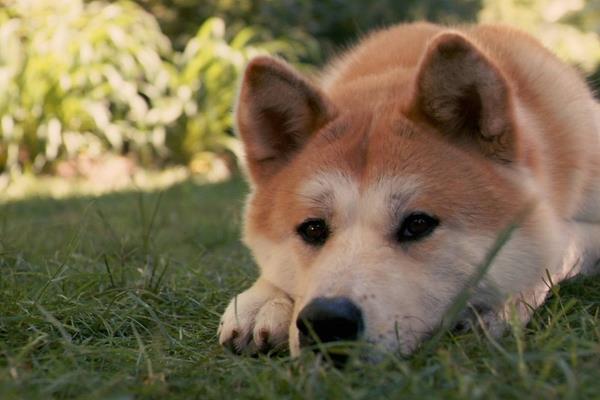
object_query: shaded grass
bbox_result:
[0,177,599,399]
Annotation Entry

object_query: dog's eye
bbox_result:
[297,218,329,246]
[397,213,439,242]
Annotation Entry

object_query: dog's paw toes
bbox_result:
[218,299,258,355]
[252,297,293,353]
[219,320,261,355]
[218,292,293,355]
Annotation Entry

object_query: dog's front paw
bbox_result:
[218,280,293,355]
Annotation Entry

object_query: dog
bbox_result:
[218,22,600,362]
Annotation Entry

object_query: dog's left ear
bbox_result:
[412,32,517,162]
[236,56,337,183]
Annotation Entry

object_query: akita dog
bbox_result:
[218,22,600,361]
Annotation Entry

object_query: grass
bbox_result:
[0,177,599,399]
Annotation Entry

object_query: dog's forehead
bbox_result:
[298,172,421,202]
[304,111,452,180]
[297,171,422,222]
[291,115,434,215]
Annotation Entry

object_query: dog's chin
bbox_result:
[328,342,393,365]
[325,334,430,365]
[294,339,405,366]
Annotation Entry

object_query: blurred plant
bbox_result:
[479,0,600,72]
[562,0,600,34]
[134,0,481,58]
[0,0,313,177]
[0,0,181,175]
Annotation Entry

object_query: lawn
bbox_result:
[1,177,599,399]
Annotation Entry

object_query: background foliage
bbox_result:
[1,0,599,178]
[133,0,481,58]
[480,0,600,71]
[0,0,175,174]
[0,0,310,176]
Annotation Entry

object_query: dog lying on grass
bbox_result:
[218,22,600,363]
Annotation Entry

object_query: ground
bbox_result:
[1,177,599,399]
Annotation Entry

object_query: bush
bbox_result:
[0,0,176,174]
[0,0,312,176]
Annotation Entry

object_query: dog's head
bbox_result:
[236,33,564,357]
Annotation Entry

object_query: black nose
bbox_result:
[296,297,363,355]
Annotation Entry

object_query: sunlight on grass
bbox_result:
[0,164,233,202]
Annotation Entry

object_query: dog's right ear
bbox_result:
[236,56,336,183]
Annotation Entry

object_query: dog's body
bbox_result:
[218,22,600,358]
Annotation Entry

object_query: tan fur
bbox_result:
[219,22,600,358]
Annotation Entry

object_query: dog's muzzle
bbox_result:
[296,297,364,365]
